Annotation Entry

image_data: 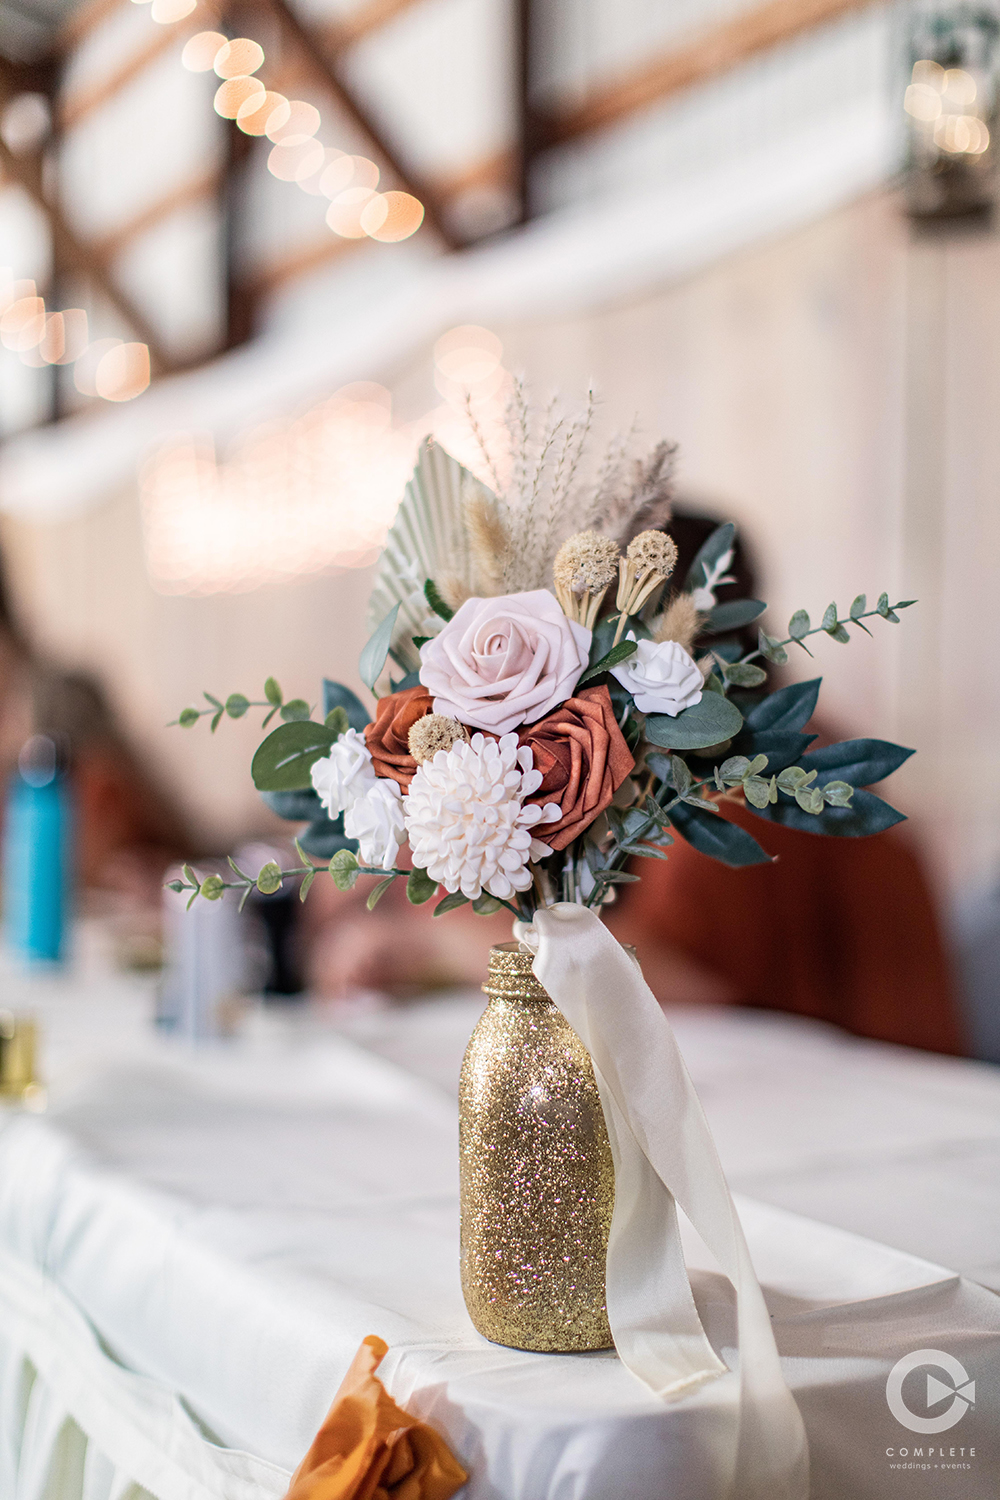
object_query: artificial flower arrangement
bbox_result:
[171,404,915,920]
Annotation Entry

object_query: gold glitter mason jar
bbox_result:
[458,941,615,1352]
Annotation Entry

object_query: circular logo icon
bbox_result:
[886,1349,976,1434]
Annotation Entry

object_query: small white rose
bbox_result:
[310,728,376,818]
[611,634,704,717]
[344,778,406,870]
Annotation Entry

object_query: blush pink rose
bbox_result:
[418,590,591,735]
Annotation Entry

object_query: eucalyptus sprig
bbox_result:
[750,593,916,667]
[171,678,312,733]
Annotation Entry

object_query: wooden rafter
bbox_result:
[0,58,173,375]
[325,0,428,53]
[60,13,204,129]
[539,0,883,148]
[90,168,222,260]
[262,0,459,250]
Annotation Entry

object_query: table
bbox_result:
[1,940,998,1500]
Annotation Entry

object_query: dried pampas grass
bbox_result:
[652,593,702,654]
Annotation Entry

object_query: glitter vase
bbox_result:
[458,941,614,1352]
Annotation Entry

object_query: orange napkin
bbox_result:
[283,1336,468,1500]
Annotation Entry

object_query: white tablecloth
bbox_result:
[1,952,998,1500]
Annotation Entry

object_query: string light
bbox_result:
[0,269,143,399]
[175,27,425,241]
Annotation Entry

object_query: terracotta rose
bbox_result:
[364,685,435,790]
[518,685,634,850]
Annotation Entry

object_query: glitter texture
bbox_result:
[458,942,614,1352]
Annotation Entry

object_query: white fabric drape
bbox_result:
[516,904,810,1500]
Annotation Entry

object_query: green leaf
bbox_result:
[200,875,225,901]
[669,755,691,797]
[204,693,222,708]
[165,879,185,894]
[367,875,395,910]
[424,578,454,622]
[757,629,788,666]
[251,721,337,792]
[704,599,767,634]
[618,843,671,859]
[876,592,890,617]
[472,893,505,914]
[256,860,283,894]
[849,594,866,620]
[433,891,470,917]
[827,623,851,644]
[684,522,735,592]
[777,765,810,792]
[322,681,370,732]
[788,610,810,640]
[723,661,767,688]
[719,755,751,783]
[743,775,772,809]
[645,693,743,751]
[359,603,400,694]
[299,868,316,901]
[279,699,311,722]
[578,639,637,686]
[896,599,917,609]
[794,786,825,815]
[822,780,854,807]
[749,786,906,837]
[668,800,772,867]
[260,788,322,820]
[821,602,838,632]
[797,738,913,788]
[324,706,349,737]
[745,754,768,777]
[264,677,282,706]
[703,671,725,695]
[210,710,223,733]
[407,866,438,905]
[329,848,360,890]
[412,636,433,651]
[225,693,250,719]
[178,707,200,728]
[299,816,355,859]
[743,678,821,734]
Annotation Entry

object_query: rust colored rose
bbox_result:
[519,684,634,850]
[364,685,435,790]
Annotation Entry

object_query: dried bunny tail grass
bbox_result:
[626,529,678,578]
[408,714,469,764]
[463,485,509,595]
[653,593,702,653]
[437,573,474,611]
[553,531,620,627]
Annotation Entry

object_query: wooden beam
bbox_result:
[56,0,126,52]
[243,228,361,297]
[60,14,202,129]
[323,0,427,53]
[91,168,222,259]
[263,0,460,250]
[0,73,174,374]
[541,0,883,148]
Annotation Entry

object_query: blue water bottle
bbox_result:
[3,735,71,965]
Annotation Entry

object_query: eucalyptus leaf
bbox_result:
[723,661,767,688]
[749,787,905,837]
[299,867,316,902]
[329,849,360,891]
[849,595,866,620]
[424,578,454,621]
[795,786,825,815]
[322,680,370,732]
[667,801,771,867]
[407,867,438,905]
[758,629,788,666]
[788,610,810,640]
[367,875,396,911]
[280,698,311,722]
[178,708,199,728]
[704,599,766,633]
[325,706,349,737]
[473,893,505,914]
[670,756,692,797]
[877,592,890,617]
[743,678,821,734]
[822,780,854,807]
[645,693,743,751]
[821,602,838,632]
[264,677,282,706]
[743,775,772,810]
[828,623,851,644]
[225,693,249,719]
[433,892,470,917]
[252,721,336,792]
[359,603,400,694]
[719,755,751,783]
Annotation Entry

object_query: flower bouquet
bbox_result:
[172,407,915,1486]
[172,422,914,919]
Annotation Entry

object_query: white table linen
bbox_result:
[0,958,998,1500]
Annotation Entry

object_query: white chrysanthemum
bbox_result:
[311,728,376,818]
[404,733,560,901]
[345,778,406,870]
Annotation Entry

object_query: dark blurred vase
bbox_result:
[458,941,614,1352]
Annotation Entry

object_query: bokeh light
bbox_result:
[265,100,320,142]
[213,39,264,79]
[267,139,325,182]
[74,338,122,397]
[325,187,379,238]
[214,76,264,119]
[149,0,196,23]
[236,90,286,135]
[364,190,424,242]
[95,342,151,401]
[181,31,227,70]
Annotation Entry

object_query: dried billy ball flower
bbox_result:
[626,530,679,580]
[408,714,469,764]
[553,531,621,594]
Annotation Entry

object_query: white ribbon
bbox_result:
[514,903,809,1500]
